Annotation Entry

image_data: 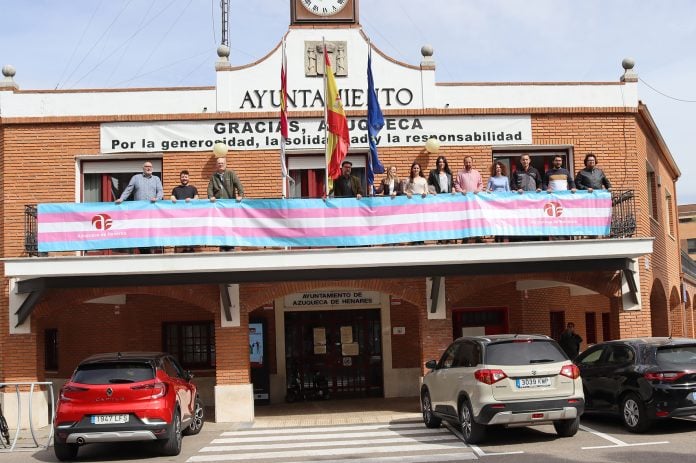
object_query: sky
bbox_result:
[2,0,695,202]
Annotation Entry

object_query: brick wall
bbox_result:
[0,105,684,385]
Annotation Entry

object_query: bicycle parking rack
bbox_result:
[0,382,54,452]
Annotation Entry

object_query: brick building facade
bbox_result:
[0,2,687,425]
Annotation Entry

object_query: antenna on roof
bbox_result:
[220,0,229,47]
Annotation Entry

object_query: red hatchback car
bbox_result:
[53,352,204,461]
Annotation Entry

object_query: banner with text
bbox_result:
[100,115,532,153]
[38,192,611,252]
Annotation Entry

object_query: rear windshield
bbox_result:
[486,340,568,365]
[656,345,696,366]
[73,362,155,384]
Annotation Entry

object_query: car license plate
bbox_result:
[91,414,129,425]
[516,377,551,388]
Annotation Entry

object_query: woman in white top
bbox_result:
[406,162,428,198]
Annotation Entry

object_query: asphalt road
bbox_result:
[2,415,695,463]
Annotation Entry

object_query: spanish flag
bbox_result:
[324,46,350,182]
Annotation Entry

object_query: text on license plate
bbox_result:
[516,377,551,388]
[91,414,129,424]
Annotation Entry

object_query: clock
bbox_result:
[291,0,357,24]
[301,0,348,17]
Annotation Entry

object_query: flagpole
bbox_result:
[367,39,373,196]
[281,38,287,199]
[322,37,329,197]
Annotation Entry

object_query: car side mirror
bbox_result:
[186,370,194,382]
[425,360,438,370]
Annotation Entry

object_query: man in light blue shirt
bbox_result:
[115,161,163,203]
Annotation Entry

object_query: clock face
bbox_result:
[301,0,348,17]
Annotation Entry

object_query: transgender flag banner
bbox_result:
[37,191,611,252]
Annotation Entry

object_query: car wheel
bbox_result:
[621,393,651,433]
[159,409,182,456]
[183,397,205,436]
[421,390,441,428]
[459,401,486,444]
[54,442,79,461]
[553,416,580,437]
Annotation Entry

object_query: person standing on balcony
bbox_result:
[405,162,428,198]
[454,156,483,194]
[544,155,576,193]
[207,157,244,252]
[512,153,542,193]
[207,157,244,202]
[115,160,164,254]
[171,170,199,203]
[575,153,612,192]
[375,166,402,197]
[428,156,454,194]
[486,161,510,192]
[171,169,199,253]
[330,160,363,198]
[115,161,163,204]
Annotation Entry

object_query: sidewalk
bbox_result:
[252,397,422,427]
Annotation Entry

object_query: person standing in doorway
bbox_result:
[511,153,542,193]
[543,155,576,193]
[330,160,363,198]
[115,160,164,254]
[115,161,163,204]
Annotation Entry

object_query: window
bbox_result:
[493,149,573,186]
[687,239,696,254]
[162,321,215,369]
[585,312,597,344]
[287,155,366,198]
[456,341,481,367]
[576,346,605,366]
[607,345,634,365]
[550,311,565,342]
[44,329,58,371]
[666,190,675,236]
[438,343,460,369]
[82,159,163,202]
[646,163,658,219]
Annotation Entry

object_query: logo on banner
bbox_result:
[544,202,564,218]
[92,214,113,230]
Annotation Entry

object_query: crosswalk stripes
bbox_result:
[187,420,476,462]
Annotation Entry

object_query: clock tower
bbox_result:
[291,0,358,24]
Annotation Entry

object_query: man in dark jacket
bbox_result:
[559,322,583,359]
[331,160,363,198]
[512,153,542,193]
[575,153,611,192]
[207,157,244,201]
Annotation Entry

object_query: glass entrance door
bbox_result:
[285,309,383,398]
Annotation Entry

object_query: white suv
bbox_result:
[421,334,584,444]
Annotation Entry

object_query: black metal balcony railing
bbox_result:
[610,190,636,238]
[24,205,39,257]
[23,190,637,256]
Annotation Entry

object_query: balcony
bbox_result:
[7,190,647,328]
[24,190,636,255]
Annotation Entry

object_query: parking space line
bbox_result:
[444,422,524,457]
[579,424,669,450]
